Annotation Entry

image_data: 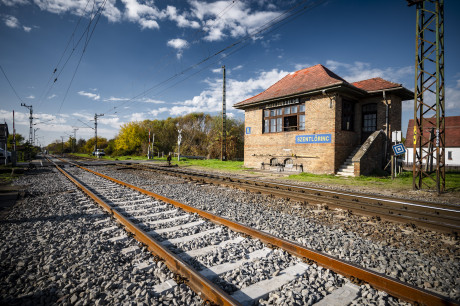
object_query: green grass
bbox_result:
[69,153,246,171]
[173,158,246,171]
[68,153,460,193]
[0,166,22,185]
[287,171,460,192]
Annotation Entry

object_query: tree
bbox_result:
[114,122,144,155]
[7,133,25,151]
[84,137,108,154]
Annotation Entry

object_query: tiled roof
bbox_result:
[234,64,352,108]
[352,77,402,92]
[404,116,460,148]
[234,65,413,109]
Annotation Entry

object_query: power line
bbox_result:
[57,0,108,114]
[105,0,324,117]
[36,0,94,107]
[0,64,25,104]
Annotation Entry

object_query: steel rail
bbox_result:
[65,160,457,305]
[119,163,460,233]
[48,157,241,306]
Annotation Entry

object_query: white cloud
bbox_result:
[325,60,413,83]
[232,65,243,71]
[127,112,147,122]
[167,38,189,49]
[190,1,282,41]
[446,80,460,111]
[168,68,288,116]
[104,96,129,102]
[23,25,32,32]
[167,38,189,59]
[4,15,20,28]
[121,0,160,29]
[149,107,169,117]
[78,90,100,100]
[48,94,57,99]
[141,98,165,104]
[1,0,29,6]
[165,5,199,28]
[26,95,35,99]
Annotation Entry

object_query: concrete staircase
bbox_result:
[336,146,360,177]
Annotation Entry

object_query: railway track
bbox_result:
[47,156,457,305]
[105,162,460,234]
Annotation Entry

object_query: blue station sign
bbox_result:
[295,134,332,144]
[392,143,406,156]
[245,127,251,135]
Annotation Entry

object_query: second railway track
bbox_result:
[49,156,458,305]
[107,162,460,234]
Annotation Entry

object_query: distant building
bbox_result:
[233,64,413,176]
[404,116,460,167]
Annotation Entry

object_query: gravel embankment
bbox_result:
[0,168,202,305]
[97,166,460,302]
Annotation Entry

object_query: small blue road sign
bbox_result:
[392,143,406,156]
[245,127,251,135]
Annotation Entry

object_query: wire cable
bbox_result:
[104,0,324,116]
[0,64,25,104]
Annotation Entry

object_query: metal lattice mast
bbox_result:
[94,113,104,152]
[21,103,33,144]
[411,0,445,194]
[221,65,227,161]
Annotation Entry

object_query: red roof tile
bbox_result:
[404,116,460,148]
[234,64,352,108]
[352,77,402,92]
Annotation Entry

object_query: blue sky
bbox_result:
[1,0,459,146]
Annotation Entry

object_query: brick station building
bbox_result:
[233,64,413,176]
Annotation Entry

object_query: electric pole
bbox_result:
[34,128,39,146]
[94,113,104,153]
[21,103,33,144]
[72,128,79,153]
[177,129,182,162]
[408,0,445,194]
[221,65,227,161]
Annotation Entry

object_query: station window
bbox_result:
[362,103,377,132]
[342,99,355,131]
[263,103,305,133]
[448,151,452,160]
[270,158,279,166]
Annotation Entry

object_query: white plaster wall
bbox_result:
[405,147,460,165]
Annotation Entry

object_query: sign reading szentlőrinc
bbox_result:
[295,134,332,144]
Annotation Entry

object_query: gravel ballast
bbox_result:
[1,165,459,305]
[95,165,459,302]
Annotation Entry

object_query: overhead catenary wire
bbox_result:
[57,0,108,114]
[104,0,325,117]
[0,64,26,105]
[36,0,94,108]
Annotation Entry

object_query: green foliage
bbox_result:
[7,134,24,150]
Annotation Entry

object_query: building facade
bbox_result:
[404,116,460,168]
[234,64,413,176]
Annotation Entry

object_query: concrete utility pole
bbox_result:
[221,65,227,161]
[60,136,64,156]
[94,113,104,153]
[72,128,78,153]
[21,103,33,144]
[34,128,39,146]
[177,129,182,161]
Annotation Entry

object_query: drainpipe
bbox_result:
[383,90,389,162]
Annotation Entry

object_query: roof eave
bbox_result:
[233,83,366,110]
[365,86,414,100]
